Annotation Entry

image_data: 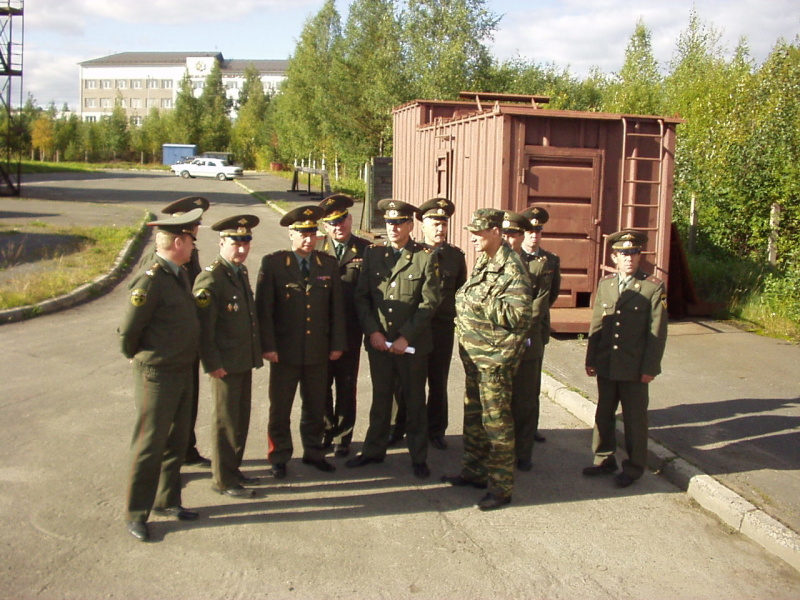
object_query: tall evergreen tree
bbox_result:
[605,19,663,114]
[199,60,232,151]
[170,73,202,145]
[231,65,270,168]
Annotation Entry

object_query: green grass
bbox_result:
[20,159,169,174]
[0,223,137,310]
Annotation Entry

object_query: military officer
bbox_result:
[193,215,263,499]
[118,208,205,542]
[501,211,550,472]
[347,199,442,479]
[315,194,371,458]
[255,205,346,479]
[442,208,532,510]
[584,229,668,488]
[391,197,466,450]
[521,206,561,444]
[137,196,211,468]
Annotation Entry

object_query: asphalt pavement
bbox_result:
[0,169,799,598]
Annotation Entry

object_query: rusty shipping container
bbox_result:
[392,92,681,332]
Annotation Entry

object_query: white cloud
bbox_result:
[23,50,82,108]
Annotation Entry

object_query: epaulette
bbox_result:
[453,245,466,255]
[601,273,616,281]
[205,260,222,272]
[145,262,162,278]
[423,246,433,254]
[368,243,381,249]
[646,275,664,285]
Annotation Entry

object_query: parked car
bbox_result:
[170,158,243,181]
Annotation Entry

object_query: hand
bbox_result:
[329,350,343,361]
[641,374,655,384]
[585,366,597,377]
[369,331,387,351]
[263,351,279,363]
[389,336,409,355]
[209,368,227,379]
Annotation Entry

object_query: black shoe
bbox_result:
[237,473,260,486]
[152,506,199,521]
[302,457,336,473]
[271,463,287,479]
[582,460,618,477]
[412,462,430,479]
[127,520,149,542]
[184,454,211,468]
[322,433,334,451]
[430,436,448,450]
[477,492,512,511]
[387,429,405,446]
[614,472,636,488]
[215,485,255,499]
[334,444,350,458]
[345,454,384,468]
[440,474,488,489]
[516,458,533,472]
[534,432,547,443]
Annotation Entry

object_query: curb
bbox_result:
[0,211,153,325]
[541,373,800,572]
[235,180,289,216]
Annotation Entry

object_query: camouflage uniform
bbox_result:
[455,242,533,498]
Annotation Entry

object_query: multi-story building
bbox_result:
[78,52,288,124]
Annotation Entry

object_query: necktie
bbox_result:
[336,243,345,260]
[301,258,310,280]
[619,276,629,295]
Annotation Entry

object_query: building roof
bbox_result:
[79,52,289,75]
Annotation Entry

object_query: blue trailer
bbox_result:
[162,144,197,166]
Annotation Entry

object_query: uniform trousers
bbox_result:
[511,354,543,462]
[361,348,428,464]
[459,346,516,498]
[126,361,193,522]
[267,362,328,464]
[211,370,252,491]
[185,356,203,461]
[592,375,650,479]
[324,348,360,446]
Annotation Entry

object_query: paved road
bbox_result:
[0,170,798,598]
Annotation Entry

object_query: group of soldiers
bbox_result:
[118,192,667,541]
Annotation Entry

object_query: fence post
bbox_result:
[768,203,781,267]
[689,193,697,254]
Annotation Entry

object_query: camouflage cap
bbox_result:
[521,206,549,229]
[319,194,354,224]
[416,197,455,222]
[161,196,210,215]
[501,211,534,233]
[465,208,504,232]
[608,229,648,254]
[280,205,325,232]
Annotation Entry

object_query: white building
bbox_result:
[78,52,288,124]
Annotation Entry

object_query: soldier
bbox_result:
[442,208,532,510]
[521,206,561,444]
[255,205,346,479]
[118,208,205,542]
[347,199,441,479]
[315,194,370,458]
[584,229,668,488]
[501,211,550,472]
[137,196,212,468]
[193,215,262,499]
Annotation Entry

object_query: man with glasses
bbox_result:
[119,208,205,542]
[584,230,668,488]
[193,215,262,499]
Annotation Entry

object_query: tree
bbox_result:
[31,114,55,161]
[604,19,664,115]
[231,65,270,168]
[199,60,231,151]
[170,73,202,145]
[103,100,131,160]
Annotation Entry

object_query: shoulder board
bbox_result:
[145,262,162,278]
[204,260,222,272]
[453,245,466,255]
[367,243,382,249]
[423,246,433,254]
[601,273,616,282]
[646,275,663,285]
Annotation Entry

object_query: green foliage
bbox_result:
[199,60,232,152]
[171,73,202,145]
[231,64,270,169]
[604,19,664,114]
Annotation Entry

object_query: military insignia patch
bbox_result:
[661,293,668,310]
[195,289,212,308]
[130,289,147,307]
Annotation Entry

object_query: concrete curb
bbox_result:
[235,180,289,216]
[0,211,153,325]
[541,372,800,572]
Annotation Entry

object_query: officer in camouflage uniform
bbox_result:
[501,211,550,472]
[443,208,533,510]
[118,208,205,542]
[193,215,262,499]
[584,229,668,488]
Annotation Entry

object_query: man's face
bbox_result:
[219,236,251,265]
[611,251,641,276]
[385,219,413,248]
[422,217,448,247]
[325,214,352,243]
[523,228,542,253]
[174,233,195,265]
[290,229,317,256]
[502,230,524,253]
[471,227,501,254]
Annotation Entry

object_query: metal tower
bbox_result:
[0,0,23,196]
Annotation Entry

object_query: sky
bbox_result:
[21,0,800,110]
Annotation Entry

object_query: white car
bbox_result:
[170,158,243,181]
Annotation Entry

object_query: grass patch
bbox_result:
[0,223,137,310]
[20,160,169,174]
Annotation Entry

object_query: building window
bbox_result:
[162,79,173,89]
[84,98,96,108]
[130,116,143,126]
[101,98,112,108]
[116,97,127,108]
[226,81,239,90]
[84,116,97,123]
[192,81,204,90]
[131,98,142,108]
[101,79,112,89]
[146,98,157,108]
[147,79,159,89]
[84,80,97,89]
[117,80,128,89]
[161,98,173,109]
[132,80,142,89]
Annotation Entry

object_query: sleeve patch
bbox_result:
[130,289,147,307]
[194,288,212,309]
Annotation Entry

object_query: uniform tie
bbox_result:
[301,257,310,280]
[335,243,345,260]
[619,276,630,295]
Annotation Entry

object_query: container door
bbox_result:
[517,146,603,311]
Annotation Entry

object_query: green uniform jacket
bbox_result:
[354,239,442,355]
[519,252,551,360]
[118,256,199,368]
[138,246,202,286]
[315,233,371,351]
[527,247,560,346]
[455,243,533,370]
[429,242,467,324]
[193,257,263,374]
[585,269,668,380]
[255,250,346,365]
